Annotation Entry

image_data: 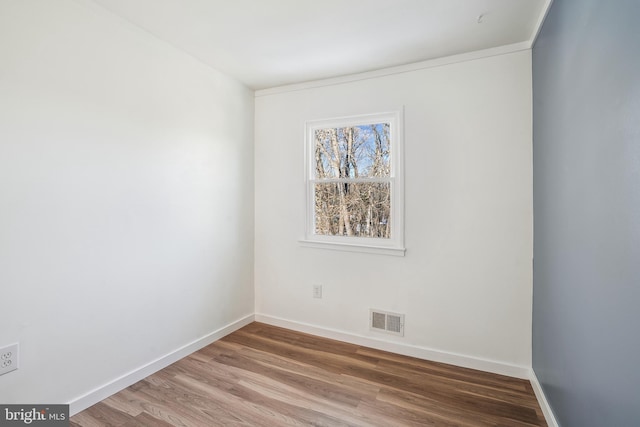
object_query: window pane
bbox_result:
[314,182,391,238]
[314,123,390,179]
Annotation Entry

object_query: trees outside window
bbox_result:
[303,111,405,256]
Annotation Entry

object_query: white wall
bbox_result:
[0,0,532,407]
[0,0,254,406]
[255,50,533,370]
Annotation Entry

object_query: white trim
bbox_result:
[303,110,405,255]
[529,370,560,427]
[255,42,531,97]
[254,314,530,379]
[68,314,254,416]
[310,178,391,184]
[529,0,554,47]
[299,239,405,256]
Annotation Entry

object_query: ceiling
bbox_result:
[90,0,550,90]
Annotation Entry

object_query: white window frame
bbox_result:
[300,110,405,256]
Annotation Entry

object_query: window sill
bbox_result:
[298,239,406,256]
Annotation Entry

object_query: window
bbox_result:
[301,111,405,256]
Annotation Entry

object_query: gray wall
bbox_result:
[532,0,640,426]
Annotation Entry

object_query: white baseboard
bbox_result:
[254,314,531,379]
[529,370,559,427]
[68,314,254,416]
[256,315,561,424]
[68,313,559,427]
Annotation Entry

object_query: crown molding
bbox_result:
[255,42,531,97]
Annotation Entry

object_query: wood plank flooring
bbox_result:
[70,322,547,426]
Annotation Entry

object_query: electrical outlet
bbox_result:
[0,343,18,376]
[313,284,322,299]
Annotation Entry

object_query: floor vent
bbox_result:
[370,309,405,336]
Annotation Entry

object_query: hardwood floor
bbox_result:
[70,322,547,426]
